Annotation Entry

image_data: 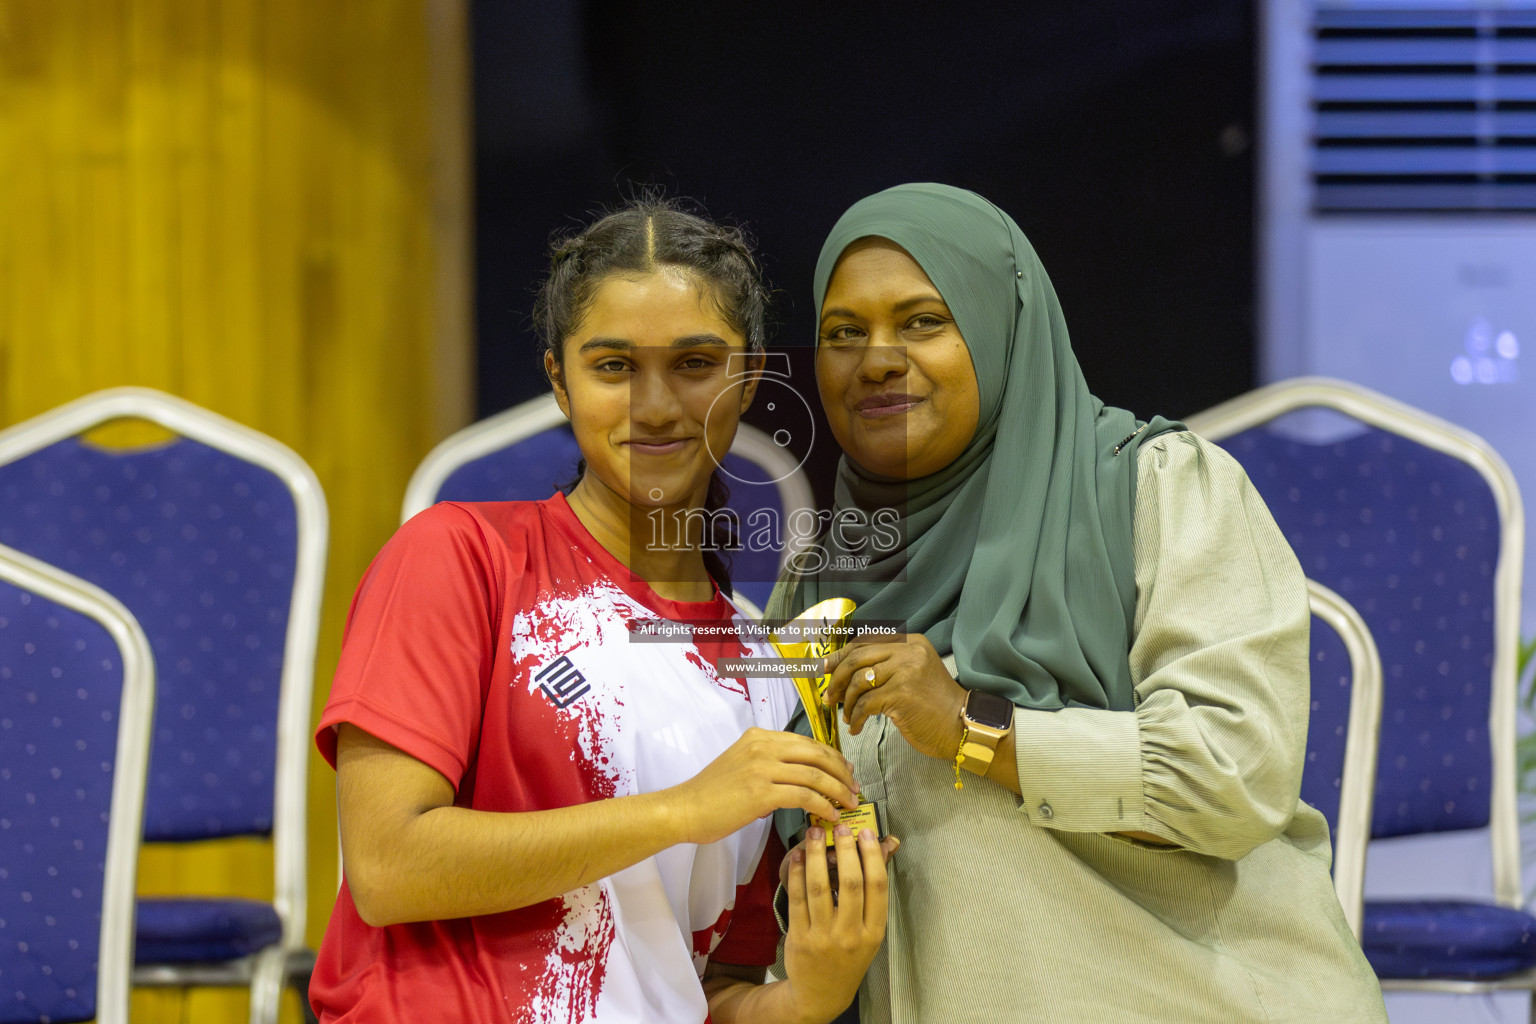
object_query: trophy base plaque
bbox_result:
[813,801,884,846]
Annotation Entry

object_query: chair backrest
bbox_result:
[0,544,153,1024]
[0,387,327,953]
[1303,579,1383,941]
[1187,376,1525,908]
[401,392,816,610]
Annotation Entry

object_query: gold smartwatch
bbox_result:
[960,690,1015,777]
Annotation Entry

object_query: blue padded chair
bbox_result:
[1,544,154,1024]
[0,388,328,1024]
[401,388,816,614]
[1188,377,1533,994]
[1304,579,1383,940]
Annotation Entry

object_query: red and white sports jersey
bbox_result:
[311,494,792,1024]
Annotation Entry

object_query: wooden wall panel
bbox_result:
[0,1,473,1018]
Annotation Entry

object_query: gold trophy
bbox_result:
[769,597,884,845]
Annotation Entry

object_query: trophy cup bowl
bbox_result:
[768,596,857,750]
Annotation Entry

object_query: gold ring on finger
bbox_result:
[864,667,882,688]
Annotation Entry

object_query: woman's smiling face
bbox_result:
[816,238,980,480]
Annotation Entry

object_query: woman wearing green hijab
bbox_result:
[769,184,1387,1022]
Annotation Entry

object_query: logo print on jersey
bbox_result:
[535,654,591,708]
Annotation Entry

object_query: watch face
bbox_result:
[966,690,1014,730]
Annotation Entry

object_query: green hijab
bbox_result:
[773,183,1182,712]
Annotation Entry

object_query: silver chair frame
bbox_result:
[1,544,155,1024]
[400,392,816,617]
[1305,578,1383,941]
[1189,376,1529,995]
[0,387,328,1024]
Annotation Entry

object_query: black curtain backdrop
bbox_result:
[472,1,1256,507]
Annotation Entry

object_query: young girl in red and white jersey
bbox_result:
[310,199,890,1024]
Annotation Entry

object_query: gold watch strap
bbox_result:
[959,720,1007,776]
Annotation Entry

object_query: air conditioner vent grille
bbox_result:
[1312,6,1536,211]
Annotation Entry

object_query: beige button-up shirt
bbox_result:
[806,432,1388,1023]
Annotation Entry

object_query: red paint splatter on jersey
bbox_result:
[533,887,616,1023]
[492,884,616,1024]
[689,620,752,700]
[508,579,636,802]
[572,705,619,800]
[692,906,733,960]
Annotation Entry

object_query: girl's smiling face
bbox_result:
[548,267,757,513]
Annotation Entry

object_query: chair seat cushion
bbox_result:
[135,897,284,963]
[1363,900,1536,980]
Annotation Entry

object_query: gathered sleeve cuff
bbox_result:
[1011,432,1312,861]
[1011,707,1144,831]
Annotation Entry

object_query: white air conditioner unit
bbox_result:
[1262,0,1536,637]
[1262,8,1536,1021]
